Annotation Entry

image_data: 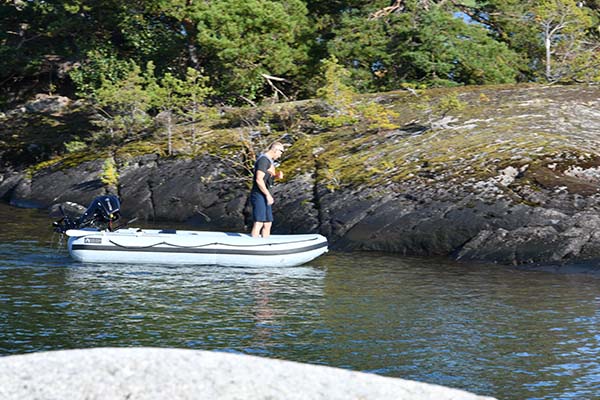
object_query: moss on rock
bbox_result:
[6,83,600,199]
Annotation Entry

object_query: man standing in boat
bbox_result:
[250,142,285,238]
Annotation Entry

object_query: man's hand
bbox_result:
[267,193,274,205]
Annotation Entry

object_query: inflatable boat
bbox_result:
[65,228,328,267]
[54,195,328,267]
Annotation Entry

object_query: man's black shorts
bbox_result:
[250,191,273,222]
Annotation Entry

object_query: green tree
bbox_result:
[458,0,600,83]
[328,2,523,91]
[69,49,136,97]
[92,62,153,142]
[311,56,398,131]
[80,57,214,152]
[311,56,359,128]
[533,0,596,82]
[414,91,467,130]
[6,0,600,109]
[452,0,539,80]
[0,0,82,100]
[0,0,186,103]
[148,66,213,155]
[187,0,314,103]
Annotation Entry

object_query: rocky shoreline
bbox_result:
[3,84,600,267]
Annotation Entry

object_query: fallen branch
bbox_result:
[261,73,289,101]
[369,0,404,19]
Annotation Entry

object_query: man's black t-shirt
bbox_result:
[251,155,273,194]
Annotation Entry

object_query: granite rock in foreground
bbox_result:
[0,347,495,400]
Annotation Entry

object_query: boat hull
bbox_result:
[67,228,328,267]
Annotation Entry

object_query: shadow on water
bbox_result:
[2,203,600,399]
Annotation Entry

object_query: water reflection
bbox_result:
[58,263,326,353]
[316,254,600,399]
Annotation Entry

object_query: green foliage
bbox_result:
[88,60,216,152]
[311,113,357,129]
[100,157,119,187]
[311,56,398,131]
[357,102,400,131]
[533,0,596,82]
[322,166,342,193]
[92,62,154,141]
[569,52,600,83]
[148,66,214,154]
[3,0,600,106]
[150,67,213,116]
[0,0,185,104]
[452,1,539,76]
[69,50,137,97]
[64,140,87,153]
[414,91,467,129]
[315,56,356,103]
[0,1,78,81]
[328,3,524,91]
[115,5,183,62]
[437,93,467,116]
[190,0,314,103]
[310,56,359,128]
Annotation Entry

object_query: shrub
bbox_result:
[100,158,119,187]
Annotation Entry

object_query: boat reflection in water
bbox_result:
[60,261,327,353]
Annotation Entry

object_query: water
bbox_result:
[1,203,600,399]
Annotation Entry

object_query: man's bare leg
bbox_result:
[261,222,272,238]
[251,222,264,237]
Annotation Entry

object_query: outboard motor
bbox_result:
[53,195,121,233]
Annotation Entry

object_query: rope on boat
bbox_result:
[107,236,320,250]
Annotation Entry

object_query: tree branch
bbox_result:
[261,73,289,101]
[369,0,405,20]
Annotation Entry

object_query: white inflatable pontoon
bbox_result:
[65,228,328,267]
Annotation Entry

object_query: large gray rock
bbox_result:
[24,94,71,114]
[0,347,495,400]
[0,170,24,202]
[30,159,107,207]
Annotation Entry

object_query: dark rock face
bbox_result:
[297,175,600,267]
[272,172,320,234]
[126,155,248,230]
[0,170,27,204]
[1,155,250,231]
[118,155,248,230]
[117,155,158,222]
[2,160,106,209]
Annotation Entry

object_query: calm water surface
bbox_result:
[1,203,600,399]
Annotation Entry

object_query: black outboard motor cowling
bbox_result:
[53,195,121,233]
[78,195,121,228]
